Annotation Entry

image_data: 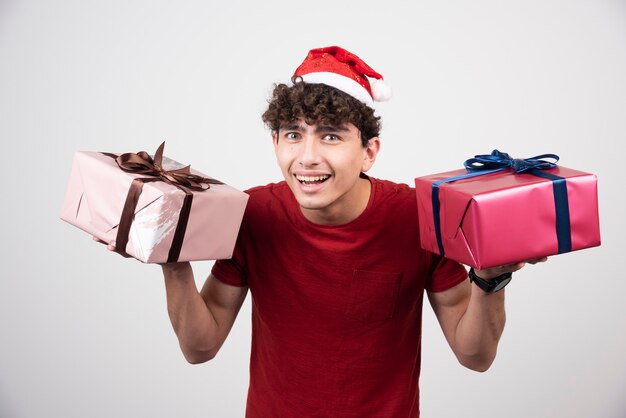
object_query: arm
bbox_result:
[427,261,540,372]
[162,263,248,364]
[427,274,504,372]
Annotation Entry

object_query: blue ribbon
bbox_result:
[464,149,559,173]
[431,149,572,259]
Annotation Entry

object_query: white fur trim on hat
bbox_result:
[297,71,375,107]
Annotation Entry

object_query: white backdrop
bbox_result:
[1,1,624,417]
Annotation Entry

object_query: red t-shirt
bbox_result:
[212,177,467,417]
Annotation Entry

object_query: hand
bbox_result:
[92,235,115,251]
[474,257,548,280]
[160,261,192,279]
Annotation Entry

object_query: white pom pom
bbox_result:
[370,78,392,102]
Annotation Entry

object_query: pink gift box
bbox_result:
[60,146,249,263]
[414,165,601,269]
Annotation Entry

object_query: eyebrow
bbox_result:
[279,123,350,133]
[316,125,349,133]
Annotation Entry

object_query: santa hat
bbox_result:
[292,46,392,107]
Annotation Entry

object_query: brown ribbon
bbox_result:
[103,142,222,263]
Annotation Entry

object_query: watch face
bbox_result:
[492,276,512,292]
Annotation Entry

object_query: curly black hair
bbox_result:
[262,78,381,147]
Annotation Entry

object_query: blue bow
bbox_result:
[464,149,560,174]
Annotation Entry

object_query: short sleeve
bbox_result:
[425,254,467,293]
[210,219,249,287]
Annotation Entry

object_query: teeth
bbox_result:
[296,175,329,182]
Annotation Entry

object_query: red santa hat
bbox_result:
[292,46,392,107]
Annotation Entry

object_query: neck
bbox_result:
[301,176,372,225]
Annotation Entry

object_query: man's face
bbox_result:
[273,119,380,225]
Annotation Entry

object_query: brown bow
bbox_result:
[115,142,223,190]
[103,142,221,263]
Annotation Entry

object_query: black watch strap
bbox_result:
[468,268,512,293]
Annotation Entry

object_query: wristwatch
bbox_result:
[468,268,512,293]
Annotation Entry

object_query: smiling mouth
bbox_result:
[295,174,330,185]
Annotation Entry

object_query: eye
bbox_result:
[322,134,340,142]
[285,132,299,140]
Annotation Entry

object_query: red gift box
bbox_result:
[414,151,601,269]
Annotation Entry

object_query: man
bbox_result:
[160,46,542,417]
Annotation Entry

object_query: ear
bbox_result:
[272,131,279,149]
[361,137,380,172]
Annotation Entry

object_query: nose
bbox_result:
[297,137,322,167]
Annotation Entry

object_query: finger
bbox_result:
[93,235,117,251]
[92,235,106,244]
[527,257,548,265]
[502,262,525,272]
[497,262,525,274]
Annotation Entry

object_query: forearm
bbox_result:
[453,285,506,372]
[162,263,220,362]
